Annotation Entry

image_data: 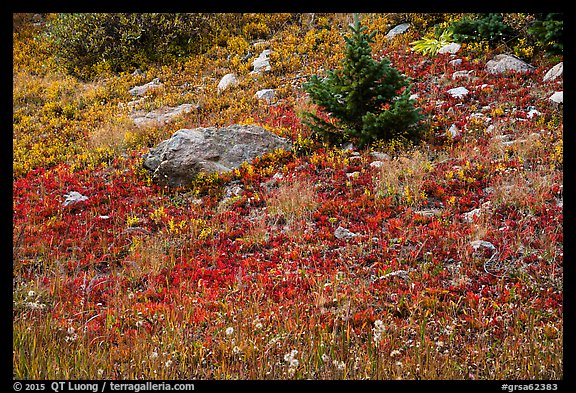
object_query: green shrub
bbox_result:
[46,13,217,79]
[450,13,516,46]
[527,13,563,54]
[302,15,423,148]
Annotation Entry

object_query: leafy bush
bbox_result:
[410,29,454,56]
[302,15,423,148]
[450,13,515,46]
[47,13,219,79]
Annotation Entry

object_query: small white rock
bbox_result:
[527,107,541,119]
[254,88,276,103]
[252,49,272,74]
[548,91,563,104]
[128,78,162,96]
[334,226,358,240]
[452,70,473,80]
[463,208,481,223]
[438,42,461,54]
[217,73,238,93]
[380,270,411,281]
[447,86,469,98]
[63,191,88,206]
[370,151,391,161]
[447,124,459,138]
[470,240,496,251]
[543,62,563,82]
[385,23,410,39]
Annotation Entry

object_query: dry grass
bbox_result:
[373,150,432,207]
[266,177,319,229]
[87,116,137,153]
[490,168,557,215]
[13,274,563,379]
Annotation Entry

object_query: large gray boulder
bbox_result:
[486,54,535,74]
[143,125,291,187]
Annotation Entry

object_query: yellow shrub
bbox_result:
[242,22,270,40]
[226,35,249,55]
[513,38,534,60]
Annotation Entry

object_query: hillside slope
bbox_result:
[13,13,563,380]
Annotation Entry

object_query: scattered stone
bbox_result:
[447,124,460,138]
[217,73,238,93]
[252,49,272,74]
[342,142,356,151]
[438,42,461,54]
[370,161,385,169]
[493,134,512,143]
[548,91,563,104]
[449,58,463,66]
[501,139,526,147]
[543,62,563,82]
[414,209,442,218]
[452,70,473,80]
[470,240,497,251]
[385,23,410,39]
[254,88,276,103]
[485,54,535,74]
[129,78,162,96]
[463,208,482,223]
[370,151,391,161]
[262,172,285,192]
[31,13,44,25]
[334,226,358,240]
[63,191,88,206]
[527,107,541,119]
[118,97,146,111]
[130,103,199,127]
[142,125,291,187]
[219,181,244,209]
[123,227,152,236]
[447,86,469,99]
[556,198,563,208]
[380,270,411,281]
